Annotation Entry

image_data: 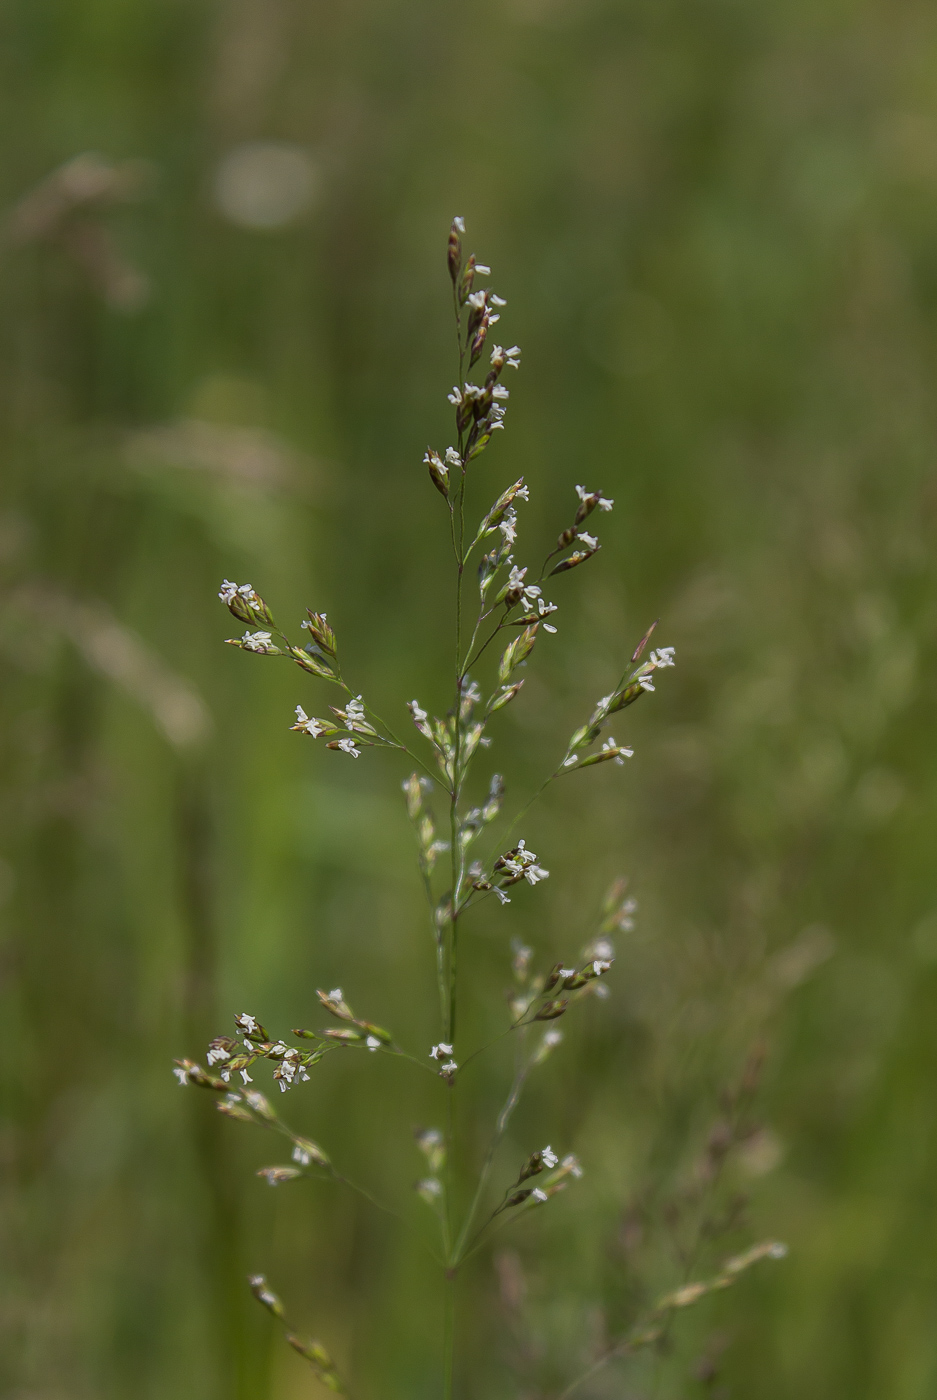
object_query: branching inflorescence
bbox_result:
[175,219,784,1398]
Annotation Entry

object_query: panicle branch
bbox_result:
[249,1275,348,1394]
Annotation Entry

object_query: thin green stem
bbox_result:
[440,278,470,1398]
[419,866,448,1029]
[459,598,490,679]
[327,1167,403,1223]
[478,765,563,874]
[456,1024,515,1074]
[455,1186,546,1268]
[442,1084,454,1261]
[556,1318,667,1400]
[448,802,460,1046]
[447,285,467,1043]
[538,546,565,581]
[447,499,459,564]
[461,614,509,678]
[555,1344,632,1400]
[443,1273,455,1400]
[346,687,444,790]
[453,1037,529,1265]
[381,1045,438,1077]
[263,1107,409,1231]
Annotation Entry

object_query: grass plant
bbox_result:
[176,220,785,1398]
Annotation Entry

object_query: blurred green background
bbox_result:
[2,0,937,1397]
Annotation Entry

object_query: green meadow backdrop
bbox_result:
[2,1,937,1397]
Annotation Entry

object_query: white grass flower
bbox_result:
[366,1035,381,1051]
[575,484,614,511]
[542,1145,558,1169]
[242,630,274,652]
[429,1042,453,1060]
[345,696,367,729]
[531,1187,548,1202]
[577,532,598,551]
[292,706,327,737]
[500,839,550,886]
[601,738,633,765]
[336,738,361,757]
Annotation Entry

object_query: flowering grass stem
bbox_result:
[186,217,709,1398]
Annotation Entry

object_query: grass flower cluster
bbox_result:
[176,219,784,1398]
